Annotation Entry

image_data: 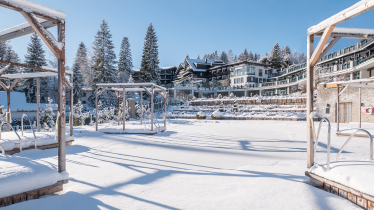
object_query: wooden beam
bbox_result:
[20,11,61,59]
[339,84,350,96]
[317,37,341,62]
[325,83,339,88]
[308,0,374,35]
[37,77,40,132]
[310,25,335,67]
[143,87,152,95]
[0,59,72,75]
[307,34,314,169]
[0,63,11,77]
[8,78,19,92]
[314,27,374,39]
[97,87,107,97]
[0,20,57,42]
[0,0,65,22]
[0,80,8,91]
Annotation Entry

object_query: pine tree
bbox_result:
[40,97,55,128]
[237,52,245,62]
[227,50,234,64]
[270,43,282,69]
[24,33,47,103]
[72,100,90,126]
[75,42,91,86]
[281,46,292,68]
[219,51,228,63]
[185,54,190,59]
[243,48,249,61]
[72,61,83,104]
[139,23,160,85]
[248,51,254,61]
[118,37,133,83]
[91,20,118,107]
[197,55,200,59]
[202,54,207,59]
[234,55,237,63]
[254,53,261,62]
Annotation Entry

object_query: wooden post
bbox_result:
[164,90,166,128]
[21,117,23,136]
[57,22,66,173]
[95,87,98,131]
[359,87,361,128]
[123,87,125,131]
[140,91,143,125]
[117,93,120,126]
[37,77,40,132]
[306,34,314,168]
[337,86,340,132]
[7,79,10,132]
[70,75,73,136]
[151,85,154,131]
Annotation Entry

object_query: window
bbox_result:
[200,73,203,76]
[265,70,267,74]
[82,101,86,104]
[259,69,263,76]
[83,92,86,97]
[241,78,244,83]
[250,77,254,82]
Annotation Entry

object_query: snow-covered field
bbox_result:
[2,120,372,209]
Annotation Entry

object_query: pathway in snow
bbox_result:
[3,120,369,209]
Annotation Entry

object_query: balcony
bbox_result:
[290,78,297,83]
[262,82,274,87]
[279,80,288,85]
[353,54,374,67]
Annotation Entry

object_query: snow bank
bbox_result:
[309,161,374,196]
[0,154,68,198]
[0,91,57,111]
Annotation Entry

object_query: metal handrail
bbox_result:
[336,129,373,161]
[22,114,37,149]
[0,144,4,154]
[1,121,22,151]
[313,118,331,171]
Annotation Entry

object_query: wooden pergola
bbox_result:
[95,83,167,132]
[0,71,73,136]
[0,0,68,174]
[306,0,374,168]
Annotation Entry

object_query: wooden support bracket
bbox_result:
[0,63,12,77]
[310,25,335,66]
[97,87,107,97]
[8,78,19,91]
[317,37,341,62]
[339,84,350,96]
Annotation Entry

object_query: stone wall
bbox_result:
[316,83,374,123]
[190,98,306,106]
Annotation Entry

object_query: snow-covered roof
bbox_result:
[186,59,217,72]
[0,0,66,21]
[1,72,57,79]
[0,18,55,41]
[160,66,176,70]
[132,69,140,72]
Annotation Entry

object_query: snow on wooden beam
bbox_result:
[0,63,11,77]
[310,25,335,67]
[96,83,166,90]
[109,87,163,92]
[0,19,56,42]
[21,11,61,58]
[308,0,374,35]
[0,59,73,75]
[0,72,58,79]
[315,27,374,39]
[0,0,65,22]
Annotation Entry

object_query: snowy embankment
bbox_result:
[0,91,57,112]
[1,119,370,209]
[0,130,74,152]
[0,152,68,199]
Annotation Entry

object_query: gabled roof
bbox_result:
[185,59,224,72]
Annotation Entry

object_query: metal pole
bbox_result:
[164,90,166,128]
[57,22,66,173]
[37,77,40,132]
[140,91,143,125]
[70,75,73,136]
[337,86,340,132]
[306,34,314,168]
[151,85,154,131]
[7,79,10,132]
[359,87,361,128]
[95,87,98,131]
[123,87,126,131]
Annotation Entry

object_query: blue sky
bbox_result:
[1,0,374,69]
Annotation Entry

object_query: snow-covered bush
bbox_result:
[211,110,223,120]
[0,105,6,126]
[233,99,238,115]
[41,97,55,128]
[117,102,130,121]
[93,100,105,123]
[72,100,90,126]
[196,111,207,120]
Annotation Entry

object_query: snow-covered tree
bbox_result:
[72,61,84,104]
[228,50,234,64]
[281,46,292,68]
[93,100,105,123]
[72,100,90,126]
[75,42,92,86]
[243,48,249,61]
[237,52,245,62]
[270,43,282,69]
[248,51,254,61]
[219,51,228,63]
[118,37,133,83]
[91,20,118,107]
[24,33,47,103]
[140,23,160,85]
[185,55,190,59]
[197,55,200,59]
[254,53,261,62]
[41,97,55,128]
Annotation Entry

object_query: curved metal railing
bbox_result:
[0,144,4,154]
[1,121,22,151]
[22,114,37,149]
[336,129,373,161]
[313,118,332,171]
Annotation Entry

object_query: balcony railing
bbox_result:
[262,82,274,87]
[353,54,374,67]
[279,80,288,85]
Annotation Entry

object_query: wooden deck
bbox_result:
[306,171,374,209]
[5,140,74,155]
[0,180,67,207]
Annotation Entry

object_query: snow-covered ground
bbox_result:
[1,120,372,209]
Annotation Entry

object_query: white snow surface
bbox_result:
[0,91,57,111]
[0,152,68,198]
[1,120,372,209]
